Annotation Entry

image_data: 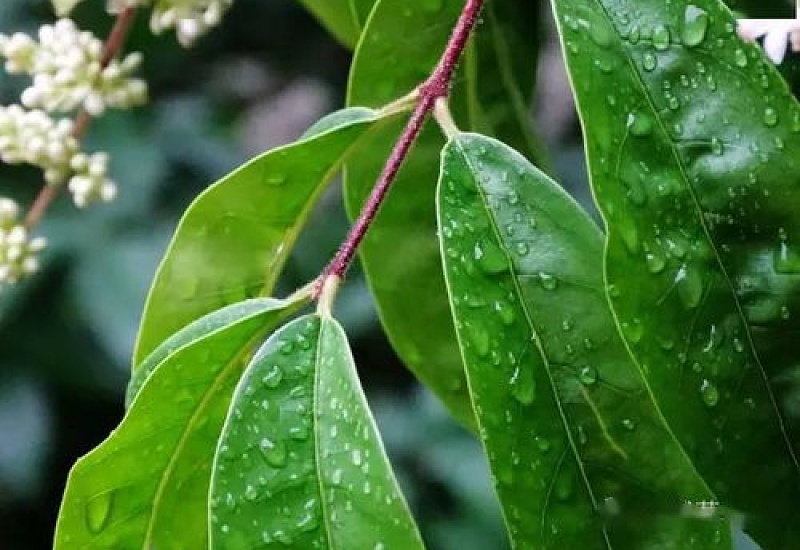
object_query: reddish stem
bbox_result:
[24,7,138,229]
[317,0,486,291]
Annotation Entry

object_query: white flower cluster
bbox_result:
[107,0,233,46]
[0,19,147,115]
[0,105,116,207]
[0,198,46,284]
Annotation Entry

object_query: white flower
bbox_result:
[0,197,47,285]
[737,18,800,64]
[107,0,232,47]
[0,105,78,180]
[68,152,117,208]
[0,19,147,114]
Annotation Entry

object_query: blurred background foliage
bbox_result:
[0,0,795,548]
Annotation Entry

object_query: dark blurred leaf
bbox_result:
[209,314,423,549]
[295,0,361,48]
[553,0,800,545]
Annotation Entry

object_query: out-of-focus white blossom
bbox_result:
[68,152,117,208]
[107,0,232,47]
[737,18,800,64]
[0,19,147,115]
[0,105,116,208]
[0,105,78,183]
[0,197,46,284]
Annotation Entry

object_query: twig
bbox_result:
[315,0,486,295]
[24,7,138,229]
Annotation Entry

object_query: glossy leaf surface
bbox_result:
[552,0,800,544]
[438,133,728,548]
[345,0,543,428]
[55,297,305,549]
[134,107,387,366]
[209,314,423,549]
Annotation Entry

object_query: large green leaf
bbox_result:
[438,133,728,548]
[55,297,306,549]
[209,314,423,549]
[344,0,545,429]
[553,0,800,544]
[134,107,390,366]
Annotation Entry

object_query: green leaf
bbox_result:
[552,0,800,544]
[345,0,548,429]
[51,0,83,16]
[134,107,388,367]
[55,297,306,550]
[438,133,729,548]
[295,0,361,49]
[209,314,424,549]
[348,0,376,30]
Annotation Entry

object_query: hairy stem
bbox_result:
[316,0,486,293]
[24,7,138,229]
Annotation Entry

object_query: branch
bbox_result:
[24,7,138,229]
[316,0,486,293]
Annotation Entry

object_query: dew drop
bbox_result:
[700,379,720,407]
[85,491,114,534]
[261,364,283,388]
[509,365,536,405]
[464,321,490,357]
[627,112,653,137]
[681,5,709,47]
[493,300,515,325]
[652,25,671,50]
[244,484,259,502]
[734,49,748,68]
[642,52,657,71]
[763,107,778,127]
[579,366,598,386]
[539,272,558,290]
[259,438,288,468]
[473,238,508,274]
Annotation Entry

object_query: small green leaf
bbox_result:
[209,314,423,549]
[553,0,800,545]
[55,297,306,550]
[134,107,388,367]
[52,0,83,16]
[438,133,729,547]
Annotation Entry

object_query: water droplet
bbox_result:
[675,265,703,309]
[515,242,530,256]
[535,436,551,453]
[509,365,536,405]
[652,25,671,50]
[539,272,558,290]
[473,238,508,274]
[682,5,709,47]
[261,365,283,388]
[764,107,778,127]
[622,418,636,431]
[700,379,719,407]
[351,449,362,466]
[493,300,515,325]
[642,52,657,71]
[464,321,490,357]
[259,438,288,467]
[622,318,644,343]
[710,137,724,156]
[627,112,653,137]
[244,484,258,502]
[734,49,748,67]
[645,248,666,273]
[579,366,598,385]
[85,491,114,533]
